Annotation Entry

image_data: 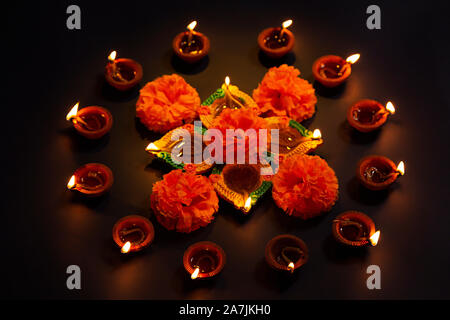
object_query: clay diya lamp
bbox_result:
[265,234,308,273]
[66,102,113,139]
[200,76,258,128]
[332,211,380,247]
[112,215,155,253]
[67,163,114,197]
[105,51,143,91]
[357,155,405,191]
[258,20,294,59]
[266,117,323,158]
[145,125,213,174]
[312,53,360,88]
[212,164,271,214]
[347,100,396,132]
[183,241,226,279]
[172,21,210,63]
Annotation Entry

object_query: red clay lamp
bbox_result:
[183,241,226,279]
[312,53,360,87]
[357,155,405,190]
[258,20,294,59]
[332,211,380,247]
[172,21,210,63]
[105,50,143,91]
[66,102,113,139]
[112,215,155,253]
[67,163,114,197]
[348,100,396,132]
[265,234,308,273]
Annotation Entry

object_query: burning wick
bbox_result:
[121,241,131,254]
[369,231,380,246]
[66,172,104,191]
[280,19,292,37]
[224,76,245,109]
[186,20,197,45]
[374,101,396,118]
[326,53,360,77]
[243,196,252,211]
[312,129,322,140]
[66,102,99,131]
[281,246,303,273]
[383,160,406,180]
[287,262,295,273]
[191,267,200,280]
[108,50,126,82]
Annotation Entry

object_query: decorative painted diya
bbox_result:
[265,234,308,273]
[265,117,323,158]
[348,100,396,132]
[357,155,405,191]
[332,211,379,247]
[199,78,258,128]
[67,163,113,197]
[210,164,271,214]
[66,103,113,139]
[172,21,210,63]
[112,215,155,253]
[312,54,360,88]
[183,241,226,279]
[105,51,143,91]
[257,20,295,59]
[145,124,213,174]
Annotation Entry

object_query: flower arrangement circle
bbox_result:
[272,154,339,219]
[136,74,201,133]
[211,108,270,164]
[151,169,219,233]
[252,64,317,122]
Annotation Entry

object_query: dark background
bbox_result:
[4,0,450,299]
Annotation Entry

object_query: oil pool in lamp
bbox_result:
[348,100,396,132]
[183,241,226,280]
[332,211,380,247]
[258,19,294,59]
[105,50,143,91]
[67,163,114,197]
[357,155,405,191]
[66,102,113,139]
[312,53,360,87]
[112,215,155,253]
[265,234,309,273]
[173,20,210,63]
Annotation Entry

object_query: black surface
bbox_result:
[4,0,450,299]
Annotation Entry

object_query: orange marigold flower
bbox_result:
[253,64,317,122]
[136,74,201,133]
[272,154,338,219]
[151,169,219,233]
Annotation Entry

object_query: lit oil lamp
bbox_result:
[112,215,155,253]
[258,20,295,59]
[66,102,113,139]
[67,163,114,197]
[172,20,210,63]
[332,211,380,247]
[183,241,226,279]
[265,234,309,273]
[347,100,396,132]
[312,53,360,87]
[357,155,405,191]
[105,50,143,91]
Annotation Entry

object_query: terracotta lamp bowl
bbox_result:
[357,155,398,191]
[312,55,352,88]
[72,106,113,139]
[70,163,114,197]
[332,211,376,247]
[183,241,226,279]
[347,100,388,132]
[112,215,155,253]
[257,27,294,59]
[265,234,309,272]
[105,58,143,91]
[172,31,210,63]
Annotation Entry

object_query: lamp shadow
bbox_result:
[96,75,141,102]
[59,127,110,153]
[171,265,218,297]
[258,50,296,68]
[100,237,152,269]
[338,121,381,145]
[170,54,209,75]
[135,117,162,142]
[347,177,392,206]
[313,81,346,98]
[254,258,300,292]
[68,191,111,210]
[322,234,369,265]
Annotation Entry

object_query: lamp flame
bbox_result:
[244,197,252,211]
[187,20,197,31]
[312,129,322,139]
[287,262,295,271]
[121,241,131,254]
[146,142,159,152]
[346,53,360,64]
[191,267,200,279]
[386,101,396,115]
[225,76,230,87]
[282,19,293,29]
[108,50,117,62]
[66,102,79,121]
[67,175,76,189]
[397,161,405,176]
[370,231,380,246]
